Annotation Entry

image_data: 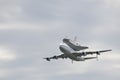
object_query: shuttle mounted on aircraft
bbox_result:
[44,37,112,63]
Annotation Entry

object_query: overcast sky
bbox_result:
[0,0,120,80]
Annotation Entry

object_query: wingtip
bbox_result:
[108,49,112,51]
[43,58,50,61]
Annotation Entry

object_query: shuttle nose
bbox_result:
[63,38,69,43]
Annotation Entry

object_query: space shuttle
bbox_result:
[63,37,88,51]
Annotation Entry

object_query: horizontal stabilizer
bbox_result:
[84,57,97,60]
[99,49,112,53]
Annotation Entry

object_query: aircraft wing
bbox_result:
[43,54,67,61]
[83,49,112,55]
[72,49,112,56]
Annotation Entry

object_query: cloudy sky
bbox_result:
[0,0,120,80]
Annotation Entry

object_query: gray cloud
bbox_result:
[0,0,120,80]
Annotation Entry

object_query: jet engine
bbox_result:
[96,51,100,55]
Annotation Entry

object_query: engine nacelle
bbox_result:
[53,56,58,59]
[82,52,87,56]
[96,51,100,55]
[46,58,50,61]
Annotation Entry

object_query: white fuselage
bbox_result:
[59,44,84,61]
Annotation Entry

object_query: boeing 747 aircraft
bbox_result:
[44,37,112,62]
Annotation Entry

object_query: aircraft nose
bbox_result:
[59,45,64,51]
[59,45,66,53]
